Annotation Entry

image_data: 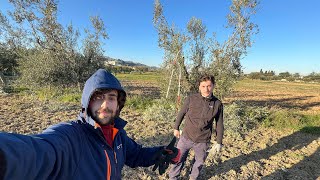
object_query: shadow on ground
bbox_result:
[201,127,320,179]
[227,95,320,111]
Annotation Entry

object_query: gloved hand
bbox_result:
[208,144,223,156]
[152,137,181,175]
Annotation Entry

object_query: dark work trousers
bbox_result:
[169,135,209,180]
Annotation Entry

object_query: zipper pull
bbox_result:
[114,151,117,164]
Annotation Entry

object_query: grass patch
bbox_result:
[20,86,81,104]
[39,88,79,102]
[234,78,320,94]
[116,72,161,82]
[142,98,177,122]
[222,102,320,136]
[2,85,30,93]
[124,95,155,111]
[263,109,320,134]
[57,93,81,103]
[224,102,270,137]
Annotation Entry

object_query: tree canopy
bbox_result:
[0,0,108,90]
[153,0,259,100]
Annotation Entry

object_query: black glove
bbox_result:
[152,137,180,175]
[0,149,6,180]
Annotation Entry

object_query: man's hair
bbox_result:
[198,74,215,86]
[90,88,126,117]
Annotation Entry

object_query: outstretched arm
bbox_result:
[124,135,163,168]
[0,122,82,179]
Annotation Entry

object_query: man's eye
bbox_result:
[95,95,103,100]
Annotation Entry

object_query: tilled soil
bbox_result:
[0,93,319,180]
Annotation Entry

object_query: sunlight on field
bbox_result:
[116,72,162,98]
[1,74,319,179]
[116,73,320,115]
[116,72,161,82]
[225,79,320,115]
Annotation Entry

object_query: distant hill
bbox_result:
[102,56,147,67]
[100,56,159,71]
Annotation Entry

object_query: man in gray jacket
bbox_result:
[169,74,224,180]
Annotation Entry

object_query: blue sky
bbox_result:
[1,0,319,75]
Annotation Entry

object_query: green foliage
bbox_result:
[247,70,278,81]
[224,102,269,137]
[58,93,81,103]
[7,86,29,93]
[18,50,70,87]
[153,0,259,100]
[142,98,177,122]
[116,72,161,82]
[278,71,291,79]
[263,109,320,134]
[124,95,155,111]
[245,70,320,82]
[34,87,60,101]
[0,47,18,75]
[31,86,81,103]
[303,72,320,83]
[106,66,135,74]
[1,0,107,89]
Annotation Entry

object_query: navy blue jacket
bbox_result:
[0,69,162,179]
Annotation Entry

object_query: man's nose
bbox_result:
[101,98,109,108]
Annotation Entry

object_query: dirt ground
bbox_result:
[0,92,319,180]
[224,80,320,115]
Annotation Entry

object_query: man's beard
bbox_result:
[92,108,116,125]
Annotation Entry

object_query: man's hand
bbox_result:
[152,137,181,175]
[208,144,223,156]
[173,129,180,138]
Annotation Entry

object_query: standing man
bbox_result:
[0,69,179,179]
[169,74,224,180]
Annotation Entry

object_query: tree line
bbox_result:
[246,69,320,82]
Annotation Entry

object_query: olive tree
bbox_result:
[0,0,108,89]
[153,0,259,100]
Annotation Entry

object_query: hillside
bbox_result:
[102,56,158,69]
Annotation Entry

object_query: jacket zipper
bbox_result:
[112,132,120,177]
[104,150,111,180]
[98,126,120,179]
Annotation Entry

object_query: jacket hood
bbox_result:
[80,69,126,126]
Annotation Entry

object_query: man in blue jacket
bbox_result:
[0,69,180,179]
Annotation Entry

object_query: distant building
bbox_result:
[105,60,120,66]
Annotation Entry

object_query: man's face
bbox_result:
[88,89,119,125]
[199,80,214,97]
